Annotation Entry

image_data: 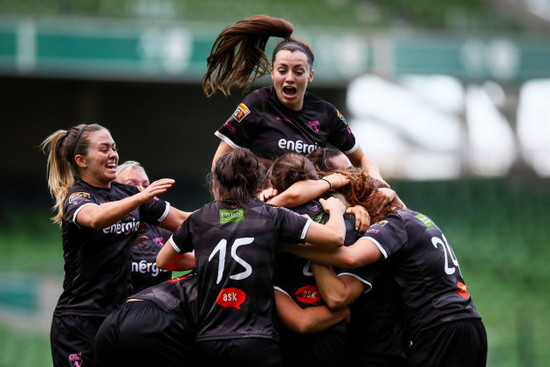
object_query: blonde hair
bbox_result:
[116,161,144,183]
[40,123,106,225]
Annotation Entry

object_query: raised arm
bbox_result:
[75,179,176,230]
[275,290,350,334]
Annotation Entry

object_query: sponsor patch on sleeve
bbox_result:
[336,109,349,125]
[232,103,251,122]
[68,192,90,204]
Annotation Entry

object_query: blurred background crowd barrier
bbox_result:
[1,0,549,366]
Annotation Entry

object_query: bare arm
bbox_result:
[156,238,196,271]
[159,207,192,232]
[75,179,176,230]
[347,146,389,188]
[282,238,383,269]
[311,264,365,310]
[275,290,350,334]
[265,173,349,207]
[211,140,235,171]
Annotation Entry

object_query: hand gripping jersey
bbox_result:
[130,224,173,293]
[354,209,482,340]
[215,86,358,160]
[169,199,312,342]
[56,179,170,317]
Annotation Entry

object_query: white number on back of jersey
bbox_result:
[209,237,254,284]
[431,234,460,275]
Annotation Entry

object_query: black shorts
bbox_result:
[50,314,106,367]
[406,318,487,367]
[196,338,283,367]
[93,300,195,367]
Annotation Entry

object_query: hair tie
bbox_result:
[69,124,89,162]
[273,41,314,65]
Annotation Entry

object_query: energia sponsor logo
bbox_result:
[277,138,318,154]
[220,208,245,225]
[132,260,169,277]
[103,218,141,234]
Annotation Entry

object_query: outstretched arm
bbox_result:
[264,173,349,207]
[76,179,176,230]
[282,238,383,269]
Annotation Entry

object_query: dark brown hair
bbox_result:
[213,148,260,206]
[270,153,319,193]
[202,15,313,97]
[306,148,344,173]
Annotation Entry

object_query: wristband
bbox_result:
[321,178,332,190]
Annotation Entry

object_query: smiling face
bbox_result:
[76,129,119,188]
[271,49,314,111]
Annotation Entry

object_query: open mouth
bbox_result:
[283,86,297,98]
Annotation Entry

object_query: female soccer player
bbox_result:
[269,153,361,367]
[115,160,173,292]
[204,15,387,187]
[156,148,347,367]
[284,170,488,367]
[41,123,189,367]
[93,273,199,367]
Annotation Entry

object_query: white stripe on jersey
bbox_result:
[214,131,242,150]
[359,236,388,259]
[301,218,313,240]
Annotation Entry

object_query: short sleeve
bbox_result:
[63,191,98,225]
[170,215,194,254]
[358,215,408,259]
[326,106,358,154]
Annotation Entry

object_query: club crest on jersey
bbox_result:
[220,208,245,225]
[68,352,82,367]
[232,103,250,122]
[308,120,320,133]
[68,192,90,204]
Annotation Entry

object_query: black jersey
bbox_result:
[275,200,363,310]
[130,224,173,293]
[55,179,170,317]
[355,209,481,340]
[215,86,357,160]
[131,272,199,325]
[169,199,312,342]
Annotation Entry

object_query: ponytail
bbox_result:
[40,123,105,224]
[203,15,294,96]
